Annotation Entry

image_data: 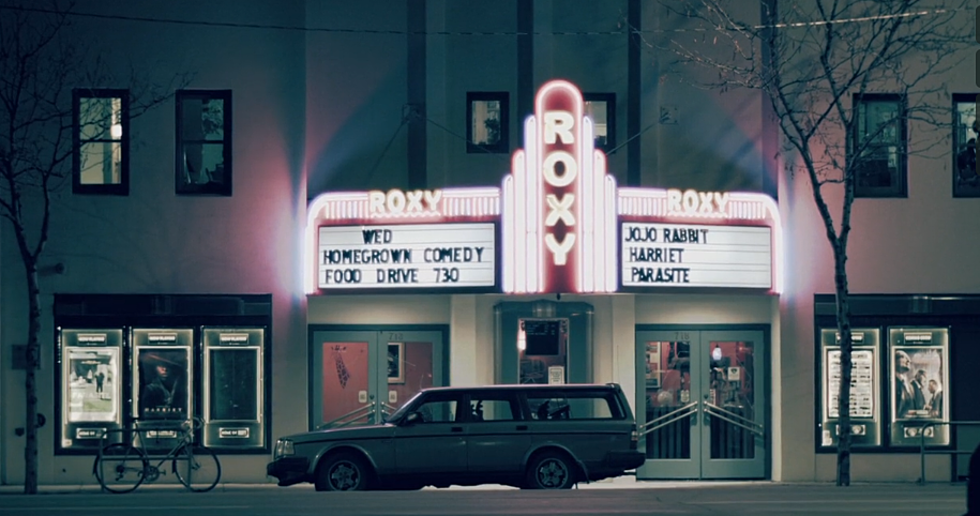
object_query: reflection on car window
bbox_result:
[417,400,456,423]
[527,390,622,420]
[468,398,517,422]
[387,391,424,422]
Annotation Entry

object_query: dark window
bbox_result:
[465,392,522,422]
[849,94,907,198]
[583,92,616,153]
[953,94,979,197]
[526,389,625,420]
[73,89,129,195]
[466,92,509,154]
[176,90,232,195]
[414,392,460,423]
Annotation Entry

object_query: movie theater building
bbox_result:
[303,79,783,482]
[3,1,976,487]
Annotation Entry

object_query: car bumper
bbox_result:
[601,450,646,471]
[266,457,310,487]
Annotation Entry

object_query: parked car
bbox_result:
[266,383,644,491]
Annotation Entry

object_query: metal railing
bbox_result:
[639,401,698,437]
[318,402,377,430]
[912,420,980,485]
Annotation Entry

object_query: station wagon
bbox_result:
[266,383,644,490]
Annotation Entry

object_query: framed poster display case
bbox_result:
[888,327,950,447]
[57,328,124,452]
[817,328,882,449]
[202,326,266,449]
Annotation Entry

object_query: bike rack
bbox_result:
[911,420,980,485]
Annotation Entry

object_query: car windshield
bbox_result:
[385,391,425,423]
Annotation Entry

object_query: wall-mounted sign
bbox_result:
[620,222,772,289]
[317,223,496,289]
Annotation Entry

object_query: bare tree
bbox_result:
[655,0,971,485]
[0,0,188,493]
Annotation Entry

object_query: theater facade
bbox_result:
[305,80,782,480]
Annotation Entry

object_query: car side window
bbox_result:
[528,396,571,421]
[527,390,624,420]
[467,395,519,422]
[415,399,457,423]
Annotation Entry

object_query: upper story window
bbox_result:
[583,93,616,154]
[176,90,232,196]
[73,89,129,195]
[466,92,509,154]
[850,94,907,198]
[953,94,979,198]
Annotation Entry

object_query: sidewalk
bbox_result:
[0,475,963,494]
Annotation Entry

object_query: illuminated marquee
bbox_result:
[305,80,782,295]
[618,187,782,292]
[502,80,618,294]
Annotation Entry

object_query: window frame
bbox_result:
[72,88,130,196]
[583,92,616,154]
[466,91,510,154]
[175,89,233,196]
[849,93,908,198]
[952,93,979,198]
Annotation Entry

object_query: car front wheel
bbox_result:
[315,452,372,491]
[525,451,575,489]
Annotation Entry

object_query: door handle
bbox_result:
[451,426,464,433]
[516,425,528,431]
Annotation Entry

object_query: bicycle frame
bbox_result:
[94,417,221,493]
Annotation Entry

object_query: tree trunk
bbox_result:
[833,242,852,487]
[24,264,40,494]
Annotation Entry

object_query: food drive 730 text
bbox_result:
[319,225,492,287]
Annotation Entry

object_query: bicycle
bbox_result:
[94,416,222,493]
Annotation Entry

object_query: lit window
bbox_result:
[583,93,616,154]
[176,90,232,195]
[466,92,509,154]
[849,94,907,198]
[73,89,129,195]
[953,94,979,198]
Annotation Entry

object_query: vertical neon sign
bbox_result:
[503,80,617,294]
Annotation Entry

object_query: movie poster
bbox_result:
[209,348,258,420]
[137,347,190,419]
[65,347,118,422]
[891,345,946,422]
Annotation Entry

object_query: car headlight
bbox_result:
[274,438,294,459]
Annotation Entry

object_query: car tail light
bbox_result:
[631,424,639,450]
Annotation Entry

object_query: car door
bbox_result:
[392,391,467,475]
[464,390,530,477]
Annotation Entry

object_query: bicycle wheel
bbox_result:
[173,444,221,492]
[96,444,147,493]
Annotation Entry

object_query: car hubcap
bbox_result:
[329,461,359,490]
[537,459,568,488]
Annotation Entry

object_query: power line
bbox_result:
[1,4,968,36]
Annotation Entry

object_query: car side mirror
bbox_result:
[402,411,422,426]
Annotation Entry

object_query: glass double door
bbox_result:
[637,330,767,479]
[311,329,444,430]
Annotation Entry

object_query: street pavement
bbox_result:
[0,479,969,516]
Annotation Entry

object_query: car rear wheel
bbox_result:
[525,451,576,489]
[315,452,372,491]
